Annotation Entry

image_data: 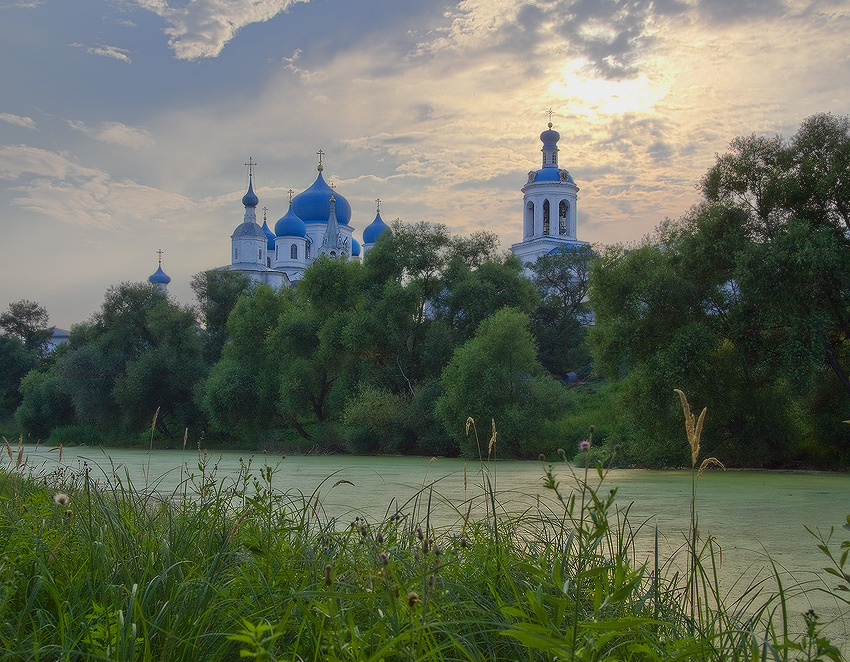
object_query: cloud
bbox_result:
[66,120,154,149]
[0,145,193,228]
[282,49,327,83]
[0,0,46,8]
[137,0,310,60]
[70,42,133,63]
[0,113,37,129]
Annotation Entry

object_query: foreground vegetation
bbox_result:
[0,405,847,661]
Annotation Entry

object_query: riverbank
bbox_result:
[1,442,847,660]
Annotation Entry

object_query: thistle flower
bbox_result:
[579,440,591,452]
[53,492,69,506]
[408,591,419,607]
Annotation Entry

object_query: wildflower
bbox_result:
[579,440,591,452]
[376,531,383,545]
[408,591,419,607]
[53,492,69,506]
[324,564,333,586]
[378,552,389,566]
[538,453,546,462]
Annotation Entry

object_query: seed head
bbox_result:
[53,492,69,506]
[408,591,419,607]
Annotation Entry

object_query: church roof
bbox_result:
[232,222,267,238]
[291,169,351,225]
[148,264,171,285]
[261,220,276,250]
[275,204,307,238]
[241,177,259,207]
[363,210,390,244]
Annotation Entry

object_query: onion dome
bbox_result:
[351,238,361,257]
[241,177,259,207]
[261,220,276,250]
[274,204,307,238]
[540,123,560,149]
[149,264,171,285]
[363,210,390,244]
[291,169,351,225]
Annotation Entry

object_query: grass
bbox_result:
[0,398,847,661]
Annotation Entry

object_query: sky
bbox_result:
[1,0,849,329]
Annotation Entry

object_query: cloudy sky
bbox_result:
[1,0,848,328]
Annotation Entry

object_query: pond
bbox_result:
[8,444,850,647]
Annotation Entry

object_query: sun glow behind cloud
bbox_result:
[550,67,669,118]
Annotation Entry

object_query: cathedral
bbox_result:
[150,121,584,290]
[223,153,391,286]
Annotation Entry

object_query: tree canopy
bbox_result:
[590,113,850,467]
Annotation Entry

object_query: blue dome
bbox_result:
[274,204,307,238]
[149,265,171,285]
[540,125,560,147]
[531,167,573,183]
[363,211,391,244]
[351,238,361,257]
[261,220,275,250]
[291,170,351,225]
[241,179,259,207]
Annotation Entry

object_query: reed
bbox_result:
[0,430,845,661]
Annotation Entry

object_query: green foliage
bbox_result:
[191,268,254,364]
[17,282,207,441]
[199,285,291,438]
[530,245,597,375]
[1,440,844,661]
[0,336,37,418]
[14,368,74,440]
[0,299,53,355]
[590,113,850,467]
[437,308,568,458]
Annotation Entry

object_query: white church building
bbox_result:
[511,121,588,265]
[222,153,392,286]
[149,121,584,291]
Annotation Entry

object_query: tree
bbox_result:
[437,307,568,459]
[529,245,597,375]
[199,285,291,439]
[191,269,253,364]
[0,300,53,354]
[51,283,206,438]
[590,113,850,467]
[0,336,37,417]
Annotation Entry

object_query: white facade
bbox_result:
[226,157,377,286]
[511,122,588,267]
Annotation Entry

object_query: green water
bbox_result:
[11,445,850,645]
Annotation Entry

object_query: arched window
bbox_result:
[258,248,263,261]
[291,244,298,260]
[543,200,550,235]
[559,201,568,235]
